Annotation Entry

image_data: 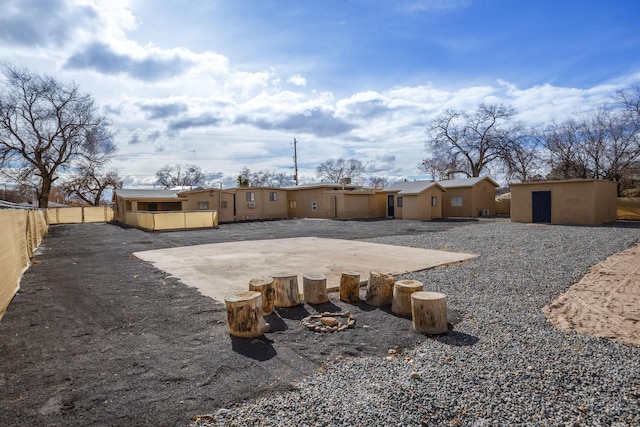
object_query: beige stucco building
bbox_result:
[178,188,236,223]
[286,184,386,219]
[233,187,288,221]
[439,177,499,217]
[510,179,618,225]
[383,181,445,220]
[113,189,186,223]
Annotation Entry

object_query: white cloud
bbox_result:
[287,74,307,87]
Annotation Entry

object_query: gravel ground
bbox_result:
[205,221,640,426]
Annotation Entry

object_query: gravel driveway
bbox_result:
[1,218,639,426]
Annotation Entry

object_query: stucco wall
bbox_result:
[511,180,618,225]
[182,190,235,223]
[235,188,288,221]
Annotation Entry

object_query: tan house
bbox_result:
[439,177,499,217]
[286,184,386,219]
[233,187,288,221]
[178,188,235,223]
[382,181,445,220]
[510,179,618,225]
[112,189,186,223]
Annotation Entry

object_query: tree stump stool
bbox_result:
[224,291,270,338]
[271,273,301,307]
[303,272,328,304]
[391,279,423,317]
[411,291,448,334]
[339,271,361,302]
[365,271,395,307]
[249,276,275,315]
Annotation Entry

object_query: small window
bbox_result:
[311,201,317,211]
[451,197,463,207]
[246,192,255,202]
[397,197,403,207]
[289,200,297,209]
[431,196,437,207]
[269,191,277,201]
[198,201,209,210]
[221,201,228,209]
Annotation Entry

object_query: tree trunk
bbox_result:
[272,273,301,307]
[249,276,275,315]
[302,272,328,304]
[339,271,361,302]
[39,174,53,209]
[224,291,269,338]
[365,271,395,307]
[391,279,423,317]
[411,291,448,334]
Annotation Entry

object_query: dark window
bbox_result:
[246,192,255,201]
[397,197,403,207]
[269,192,277,201]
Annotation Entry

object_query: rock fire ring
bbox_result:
[301,311,356,333]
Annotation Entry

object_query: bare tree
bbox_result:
[542,103,640,192]
[60,163,122,205]
[316,158,365,183]
[501,132,544,182]
[419,156,458,180]
[425,103,522,178]
[155,163,204,189]
[236,167,294,187]
[0,65,115,208]
[367,176,389,188]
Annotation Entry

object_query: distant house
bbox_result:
[285,183,386,219]
[112,189,185,223]
[439,177,499,217]
[382,181,445,220]
[233,187,289,221]
[178,188,235,223]
[510,179,618,225]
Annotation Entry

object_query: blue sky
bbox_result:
[1,0,639,188]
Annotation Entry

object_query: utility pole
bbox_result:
[293,137,299,186]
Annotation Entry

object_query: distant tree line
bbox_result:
[421,86,640,195]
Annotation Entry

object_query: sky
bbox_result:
[1,0,640,188]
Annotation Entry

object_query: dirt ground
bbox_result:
[543,240,640,346]
[0,219,477,427]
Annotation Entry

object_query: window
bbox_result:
[397,197,403,207]
[221,201,228,209]
[198,201,209,210]
[246,192,255,201]
[431,196,437,207]
[269,191,277,201]
[451,197,463,207]
[289,200,297,209]
[311,201,317,211]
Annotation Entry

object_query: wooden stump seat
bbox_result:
[303,272,328,304]
[365,271,395,307]
[224,291,269,338]
[391,279,423,317]
[271,273,301,307]
[411,291,447,334]
[339,271,361,302]
[249,276,275,315]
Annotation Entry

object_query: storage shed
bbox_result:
[510,179,618,225]
[178,188,235,223]
[439,177,499,217]
[382,181,445,220]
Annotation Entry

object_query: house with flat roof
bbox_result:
[510,179,617,225]
[285,183,386,219]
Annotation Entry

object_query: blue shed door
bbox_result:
[532,191,551,223]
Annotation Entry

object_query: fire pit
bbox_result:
[301,311,356,333]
